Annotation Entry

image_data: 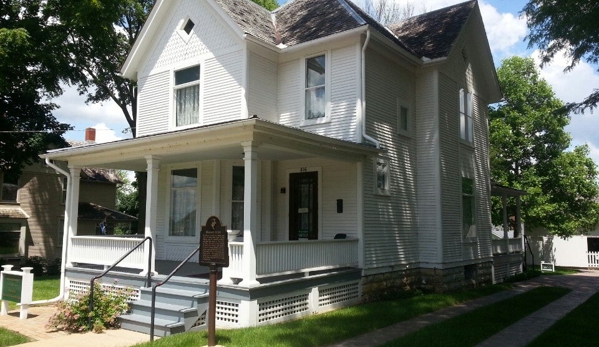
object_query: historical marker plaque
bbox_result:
[1,274,22,303]
[199,216,229,267]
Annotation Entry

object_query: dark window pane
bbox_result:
[175,66,200,85]
[183,19,195,34]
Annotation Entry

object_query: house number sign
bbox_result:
[199,216,229,267]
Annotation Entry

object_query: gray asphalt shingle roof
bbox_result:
[213,0,475,60]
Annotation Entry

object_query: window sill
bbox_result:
[460,139,474,148]
[463,237,478,244]
[374,190,391,197]
[300,117,331,127]
[398,130,412,139]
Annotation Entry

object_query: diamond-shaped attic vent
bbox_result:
[183,19,194,35]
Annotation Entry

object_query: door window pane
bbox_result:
[170,168,197,237]
[231,166,244,231]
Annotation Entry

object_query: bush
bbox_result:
[46,258,62,276]
[24,256,47,276]
[47,281,132,333]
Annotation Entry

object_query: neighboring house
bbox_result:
[526,226,599,269]
[41,0,508,334]
[0,129,136,264]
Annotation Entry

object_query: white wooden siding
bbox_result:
[248,52,278,122]
[438,73,462,262]
[416,70,441,264]
[361,49,419,269]
[140,0,241,77]
[203,51,244,124]
[472,93,492,257]
[137,71,170,137]
[278,46,358,142]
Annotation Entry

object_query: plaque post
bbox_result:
[208,263,217,347]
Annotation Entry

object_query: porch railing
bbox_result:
[492,238,523,255]
[70,236,146,269]
[256,238,359,277]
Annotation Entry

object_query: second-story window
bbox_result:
[459,88,473,143]
[174,65,200,127]
[305,54,326,120]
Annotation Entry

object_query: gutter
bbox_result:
[360,29,380,149]
[27,158,71,304]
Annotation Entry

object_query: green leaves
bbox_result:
[490,56,599,237]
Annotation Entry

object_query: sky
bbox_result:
[51,0,599,166]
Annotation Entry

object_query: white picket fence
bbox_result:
[587,252,599,268]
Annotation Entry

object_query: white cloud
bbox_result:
[478,2,528,56]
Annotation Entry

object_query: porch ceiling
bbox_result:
[41,119,380,171]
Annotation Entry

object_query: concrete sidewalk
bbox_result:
[2,270,598,347]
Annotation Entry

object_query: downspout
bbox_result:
[360,29,380,149]
[28,158,71,304]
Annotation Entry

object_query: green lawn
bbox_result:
[380,286,571,347]
[0,327,31,347]
[527,289,599,347]
[131,285,512,347]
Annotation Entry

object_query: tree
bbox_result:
[252,0,278,11]
[523,0,599,112]
[0,0,71,179]
[364,0,423,25]
[490,56,599,237]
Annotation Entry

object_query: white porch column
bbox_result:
[65,166,80,267]
[144,156,160,275]
[239,142,260,287]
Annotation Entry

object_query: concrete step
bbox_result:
[120,313,186,337]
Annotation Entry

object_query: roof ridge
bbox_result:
[336,0,366,25]
[392,0,476,26]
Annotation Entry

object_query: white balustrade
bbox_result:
[69,236,146,269]
[492,238,523,254]
[255,239,359,277]
[588,252,599,268]
[226,242,244,279]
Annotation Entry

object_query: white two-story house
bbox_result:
[41,0,503,335]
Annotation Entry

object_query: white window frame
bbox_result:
[459,88,473,144]
[374,157,391,196]
[176,16,195,43]
[462,176,476,239]
[172,63,202,130]
[165,164,201,242]
[300,52,331,126]
[397,100,411,137]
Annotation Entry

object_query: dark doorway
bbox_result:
[289,171,318,240]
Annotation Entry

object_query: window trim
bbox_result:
[171,63,203,130]
[374,157,391,196]
[397,100,412,137]
[165,163,201,242]
[176,16,195,43]
[459,88,474,144]
[230,165,244,234]
[462,176,476,240]
[300,52,331,126]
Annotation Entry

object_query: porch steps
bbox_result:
[120,285,209,337]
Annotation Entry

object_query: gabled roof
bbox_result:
[388,0,476,60]
[123,0,480,76]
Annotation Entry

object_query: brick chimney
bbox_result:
[85,127,96,143]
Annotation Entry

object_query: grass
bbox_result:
[380,286,571,347]
[0,327,31,347]
[527,289,599,347]
[131,284,512,347]
[7,275,60,310]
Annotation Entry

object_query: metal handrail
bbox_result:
[88,236,153,330]
[150,246,200,341]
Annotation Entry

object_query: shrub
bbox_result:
[46,258,62,276]
[47,281,132,333]
[24,256,47,276]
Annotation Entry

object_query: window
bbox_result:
[61,177,67,204]
[375,158,390,196]
[231,166,244,232]
[462,177,476,238]
[57,218,64,247]
[183,19,195,34]
[459,89,473,143]
[398,102,410,136]
[169,168,197,237]
[0,223,21,256]
[1,173,18,203]
[305,54,326,121]
[174,65,200,127]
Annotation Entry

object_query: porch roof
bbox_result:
[41,118,380,171]
[491,181,528,197]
